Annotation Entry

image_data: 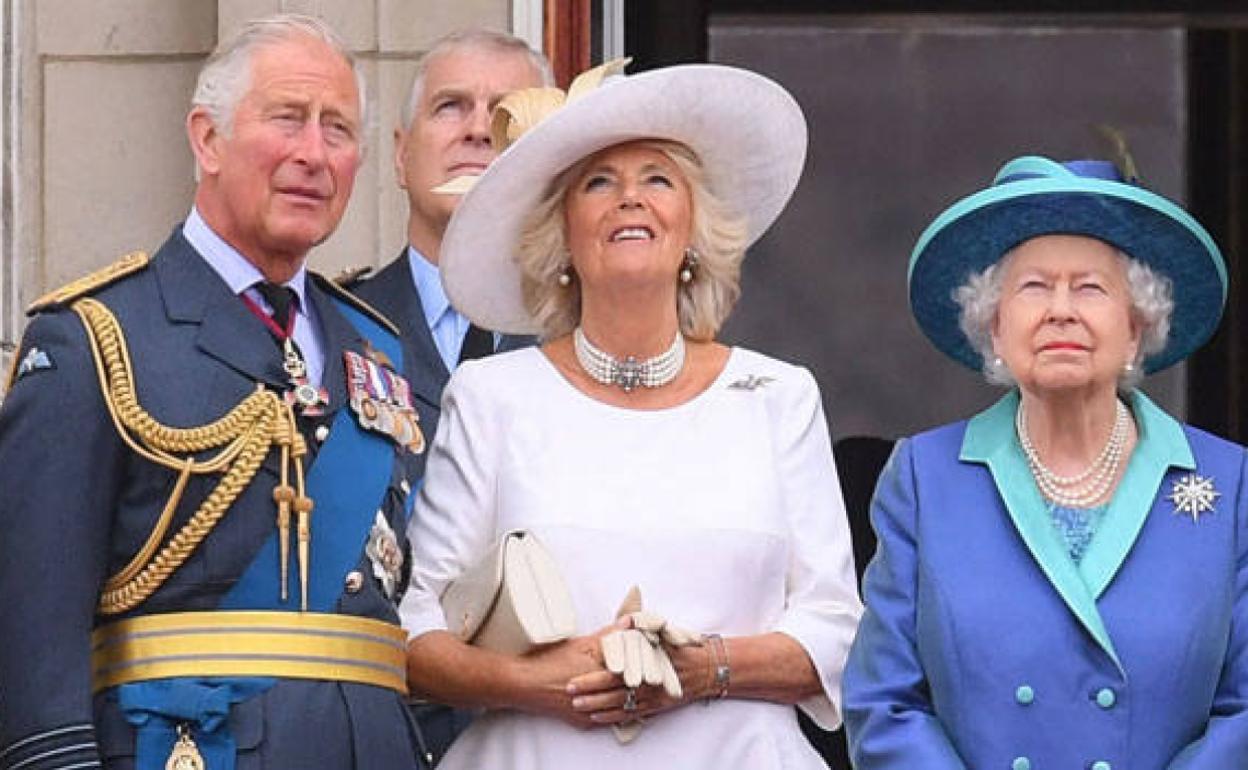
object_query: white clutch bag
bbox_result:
[439,530,577,655]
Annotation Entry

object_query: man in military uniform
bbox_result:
[0,15,425,770]
[348,32,548,764]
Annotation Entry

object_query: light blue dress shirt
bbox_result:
[182,208,325,386]
[407,246,472,373]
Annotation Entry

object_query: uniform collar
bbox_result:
[183,207,310,313]
[959,388,1194,671]
[406,245,451,329]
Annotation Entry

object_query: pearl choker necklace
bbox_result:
[572,326,685,392]
[1016,398,1130,508]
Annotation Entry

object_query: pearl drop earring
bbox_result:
[680,247,699,284]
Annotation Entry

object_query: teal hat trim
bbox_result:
[908,155,1227,374]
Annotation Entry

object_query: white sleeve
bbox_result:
[398,362,500,640]
[770,366,865,730]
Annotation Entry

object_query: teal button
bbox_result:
[1015,685,1035,705]
[1012,757,1031,770]
[1095,688,1116,709]
[1092,762,1111,770]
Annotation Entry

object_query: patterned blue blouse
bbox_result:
[1048,503,1108,563]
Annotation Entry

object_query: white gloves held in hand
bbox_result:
[601,626,682,698]
[600,589,701,700]
[629,610,702,649]
[600,587,701,745]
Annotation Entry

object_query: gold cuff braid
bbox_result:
[73,298,307,615]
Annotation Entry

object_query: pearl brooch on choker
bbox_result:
[573,326,685,392]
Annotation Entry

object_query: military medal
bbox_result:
[280,339,329,416]
[344,350,425,454]
[165,724,205,770]
[243,292,328,418]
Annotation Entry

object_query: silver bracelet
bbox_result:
[702,633,730,701]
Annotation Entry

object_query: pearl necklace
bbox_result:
[1016,398,1130,508]
[573,326,685,392]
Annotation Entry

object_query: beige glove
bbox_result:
[601,587,700,744]
[627,610,702,649]
[601,627,673,692]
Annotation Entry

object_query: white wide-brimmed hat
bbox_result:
[438,61,809,334]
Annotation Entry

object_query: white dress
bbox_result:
[400,346,863,769]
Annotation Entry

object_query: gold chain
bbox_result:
[73,298,308,615]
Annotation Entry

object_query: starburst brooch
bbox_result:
[1169,473,1220,522]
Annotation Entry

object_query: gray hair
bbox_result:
[402,28,553,127]
[192,14,368,137]
[516,140,750,342]
[954,246,1174,390]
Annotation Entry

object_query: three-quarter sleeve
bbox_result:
[770,367,865,730]
[399,362,500,640]
[842,439,968,768]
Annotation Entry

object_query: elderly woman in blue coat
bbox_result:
[844,155,1247,769]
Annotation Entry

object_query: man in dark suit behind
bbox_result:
[348,29,551,765]
[352,30,551,455]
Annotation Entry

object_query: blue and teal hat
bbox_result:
[908,155,1227,374]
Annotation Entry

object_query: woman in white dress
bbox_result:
[399,61,863,769]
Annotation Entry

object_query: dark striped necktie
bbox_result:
[254,281,298,335]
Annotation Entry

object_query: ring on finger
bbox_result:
[622,687,638,713]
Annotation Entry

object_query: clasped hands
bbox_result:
[569,587,701,743]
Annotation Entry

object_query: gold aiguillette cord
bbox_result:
[271,403,311,607]
[294,458,314,612]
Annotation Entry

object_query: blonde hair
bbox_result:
[516,140,749,341]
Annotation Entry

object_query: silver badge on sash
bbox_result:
[365,511,404,599]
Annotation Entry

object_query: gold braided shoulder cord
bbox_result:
[72,298,310,615]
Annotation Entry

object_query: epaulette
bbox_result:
[312,272,400,337]
[332,265,374,288]
[26,251,149,316]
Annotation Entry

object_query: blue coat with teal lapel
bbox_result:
[0,229,424,770]
[844,390,1248,769]
[349,252,533,481]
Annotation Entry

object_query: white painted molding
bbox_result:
[602,0,625,61]
[0,0,17,383]
[512,0,544,53]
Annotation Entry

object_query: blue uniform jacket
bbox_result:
[0,230,424,769]
[844,390,1248,769]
